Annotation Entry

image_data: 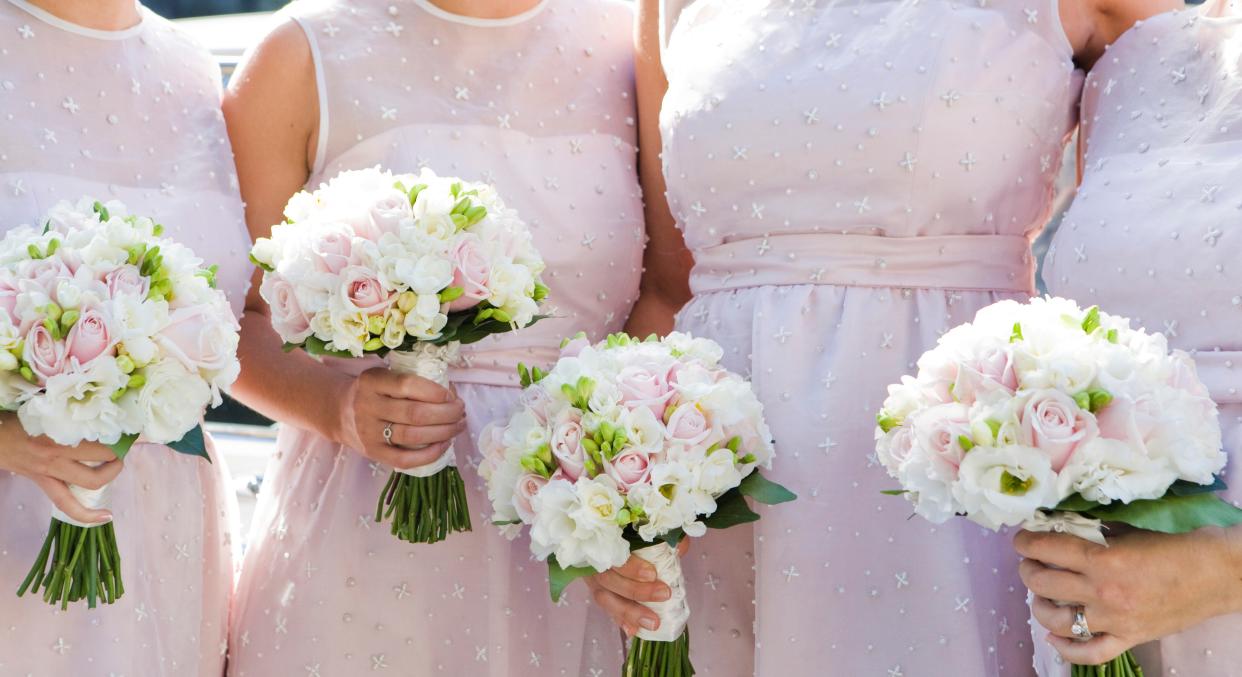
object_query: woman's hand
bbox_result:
[0,413,123,524]
[585,539,690,637]
[1014,526,1242,665]
[334,367,467,470]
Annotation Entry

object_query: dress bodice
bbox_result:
[661,0,1081,254]
[283,0,644,384]
[0,0,252,315]
[1043,0,1242,406]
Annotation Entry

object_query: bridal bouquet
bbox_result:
[1,198,238,609]
[876,296,1242,677]
[481,332,794,677]
[252,166,547,544]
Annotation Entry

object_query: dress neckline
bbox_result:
[5,0,146,40]
[408,0,548,28]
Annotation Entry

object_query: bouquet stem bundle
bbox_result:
[625,629,693,677]
[375,343,472,543]
[1073,653,1143,677]
[623,543,695,677]
[18,518,123,609]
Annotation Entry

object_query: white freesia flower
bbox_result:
[953,445,1060,530]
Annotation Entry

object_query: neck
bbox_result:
[22,0,140,31]
[422,0,542,20]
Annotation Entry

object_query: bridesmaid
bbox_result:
[0,0,249,674]
[1016,1,1242,673]
[224,0,644,674]
[588,1,1177,675]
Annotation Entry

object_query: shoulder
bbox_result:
[136,12,226,91]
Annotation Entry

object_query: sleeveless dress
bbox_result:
[1038,2,1242,674]
[659,1,1082,675]
[0,1,250,674]
[226,1,644,675]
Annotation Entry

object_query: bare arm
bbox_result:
[622,0,694,339]
[224,22,464,468]
[1062,0,1184,70]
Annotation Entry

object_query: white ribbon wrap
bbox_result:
[386,343,461,478]
[49,461,114,528]
[633,542,691,642]
[1022,511,1109,547]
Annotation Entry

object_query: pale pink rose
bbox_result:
[339,266,392,315]
[617,363,676,418]
[65,307,114,366]
[953,346,1018,404]
[446,235,491,312]
[550,414,586,481]
[876,425,916,474]
[909,402,973,473]
[512,472,548,523]
[1096,395,1153,453]
[603,448,652,492]
[22,323,67,383]
[19,257,70,294]
[519,386,555,426]
[1168,352,1212,399]
[1020,390,1098,472]
[665,403,711,447]
[0,270,18,321]
[312,231,354,275]
[559,335,590,359]
[156,306,237,374]
[366,192,412,238]
[476,423,506,478]
[260,275,312,343]
[103,265,149,300]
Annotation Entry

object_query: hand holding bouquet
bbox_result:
[481,332,795,676]
[875,297,1242,677]
[1,198,238,608]
[251,167,547,544]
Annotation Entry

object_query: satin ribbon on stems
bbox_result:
[17,461,125,609]
[375,342,472,543]
[624,542,695,676]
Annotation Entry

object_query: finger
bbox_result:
[387,421,467,450]
[676,538,690,557]
[1019,558,1094,604]
[55,441,118,463]
[375,440,455,471]
[378,397,466,427]
[31,476,112,525]
[1046,633,1132,666]
[591,586,660,633]
[1030,595,1079,639]
[365,369,452,403]
[613,554,658,583]
[46,458,124,490]
[1014,530,1098,572]
[597,568,672,603]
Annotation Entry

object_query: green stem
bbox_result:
[624,629,694,677]
[15,518,124,609]
[1070,650,1144,677]
[375,467,472,544]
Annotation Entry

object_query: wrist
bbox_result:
[1226,524,1242,615]
[321,372,358,446]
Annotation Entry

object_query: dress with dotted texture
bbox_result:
[659,1,1081,675]
[0,1,250,674]
[226,1,644,675]
[1038,2,1242,675]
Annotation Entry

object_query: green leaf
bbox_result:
[881,489,909,496]
[167,424,211,463]
[1081,306,1101,334]
[491,519,522,526]
[1168,476,1229,497]
[547,554,596,603]
[1084,493,1242,534]
[300,335,355,359]
[247,252,275,273]
[107,433,139,461]
[703,489,761,530]
[737,471,797,505]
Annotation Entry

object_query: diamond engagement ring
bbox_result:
[383,423,394,446]
[1070,606,1093,641]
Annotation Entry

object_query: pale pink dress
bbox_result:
[0,1,249,674]
[226,1,644,675]
[1036,2,1242,674]
[659,1,1081,674]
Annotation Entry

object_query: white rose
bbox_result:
[19,357,130,445]
[952,445,1060,530]
[695,447,744,496]
[1058,438,1178,505]
[121,358,212,445]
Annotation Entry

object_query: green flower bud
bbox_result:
[45,238,60,256]
[42,303,62,323]
[1088,389,1113,414]
[532,282,549,302]
[957,435,975,453]
[116,355,136,374]
[110,387,127,402]
[1081,306,1101,334]
[582,437,599,456]
[999,470,1034,496]
[407,183,428,205]
[126,373,146,390]
[560,332,587,349]
[876,412,900,433]
[439,286,464,303]
[1073,391,1091,412]
[26,243,43,260]
[397,291,418,314]
[464,205,488,226]
[491,309,512,324]
[42,318,61,341]
[726,436,741,453]
[363,337,385,352]
[19,366,35,383]
[615,508,631,526]
[1106,328,1119,344]
[739,453,757,464]
[450,181,463,198]
[59,309,79,333]
[1009,322,1023,343]
[536,443,553,467]
[451,197,471,216]
[366,315,386,336]
[92,201,110,221]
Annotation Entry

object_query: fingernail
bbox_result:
[640,617,658,631]
[639,566,656,582]
[653,586,671,602]
[623,625,636,638]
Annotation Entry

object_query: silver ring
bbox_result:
[383,423,394,446]
[1070,606,1093,641]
